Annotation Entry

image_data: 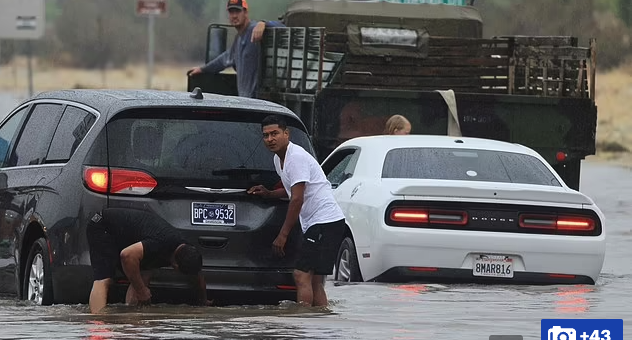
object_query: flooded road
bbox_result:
[0,94,630,339]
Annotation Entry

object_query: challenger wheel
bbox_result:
[334,237,362,282]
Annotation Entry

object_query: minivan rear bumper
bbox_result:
[124,266,298,306]
[52,265,297,306]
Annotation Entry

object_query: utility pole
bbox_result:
[147,14,155,89]
[27,40,33,97]
[136,0,167,89]
[0,0,44,97]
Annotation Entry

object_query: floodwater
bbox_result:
[0,93,630,339]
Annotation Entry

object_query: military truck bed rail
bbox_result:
[325,33,595,98]
[259,27,343,95]
[259,27,596,100]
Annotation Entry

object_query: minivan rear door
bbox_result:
[103,107,313,269]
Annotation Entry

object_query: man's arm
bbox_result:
[272,182,305,256]
[279,182,305,237]
[194,273,212,306]
[247,184,288,199]
[262,20,286,28]
[251,20,287,43]
[269,188,289,199]
[272,155,310,254]
[200,50,232,74]
[119,242,151,302]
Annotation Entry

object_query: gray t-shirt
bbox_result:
[201,20,285,98]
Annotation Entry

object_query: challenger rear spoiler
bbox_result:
[391,185,593,205]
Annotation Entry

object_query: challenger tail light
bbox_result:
[518,214,595,231]
[83,166,157,195]
[389,208,468,225]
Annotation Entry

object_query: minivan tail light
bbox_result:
[389,208,467,226]
[83,167,157,195]
[110,169,157,195]
[519,214,595,231]
[84,167,109,193]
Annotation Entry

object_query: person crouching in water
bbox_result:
[87,208,210,313]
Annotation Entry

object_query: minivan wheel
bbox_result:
[23,238,54,305]
[334,237,362,282]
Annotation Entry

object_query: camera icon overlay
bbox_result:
[548,326,576,340]
[541,319,623,340]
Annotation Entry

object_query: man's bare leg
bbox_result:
[293,269,314,307]
[89,278,113,314]
[311,275,328,307]
[125,271,151,305]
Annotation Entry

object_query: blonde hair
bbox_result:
[384,115,411,135]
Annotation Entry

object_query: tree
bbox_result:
[620,0,631,26]
[54,0,146,67]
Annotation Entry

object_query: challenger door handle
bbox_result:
[198,236,228,249]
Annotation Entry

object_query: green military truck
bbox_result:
[187,0,597,191]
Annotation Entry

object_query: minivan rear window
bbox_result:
[106,109,313,184]
[382,147,561,186]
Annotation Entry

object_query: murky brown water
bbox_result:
[1,94,631,339]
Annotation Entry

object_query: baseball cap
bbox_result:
[227,0,248,10]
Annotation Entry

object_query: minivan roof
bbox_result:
[29,88,302,122]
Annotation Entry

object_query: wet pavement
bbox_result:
[0,94,630,339]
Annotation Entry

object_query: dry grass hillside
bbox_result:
[588,62,632,166]
[1,57,631,165]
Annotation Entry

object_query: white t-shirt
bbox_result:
[273,142,346,233]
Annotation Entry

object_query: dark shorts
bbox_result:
[86,219,121,281]
[86,215,165,281]
[295,219,346,276]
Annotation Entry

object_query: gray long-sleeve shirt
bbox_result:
[201,20,285,98]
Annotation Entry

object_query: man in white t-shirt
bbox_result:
[247,115,346,307]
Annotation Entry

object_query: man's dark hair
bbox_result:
[174,244,202,275]
[261,115,288,130]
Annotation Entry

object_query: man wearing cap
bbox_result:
[187,0,285,98]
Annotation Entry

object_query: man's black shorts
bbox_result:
[295,219,346,275]
[86,209,179,281]
[86,218,121,281]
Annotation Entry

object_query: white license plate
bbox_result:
[473,254,514,278]
[191,202,235,226]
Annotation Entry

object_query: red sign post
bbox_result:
[136,0,167,89]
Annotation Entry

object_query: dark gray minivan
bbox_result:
[0,88,313,306]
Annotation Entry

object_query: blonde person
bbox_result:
[384,115,411,135]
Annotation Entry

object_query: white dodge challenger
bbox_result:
[321,135,606,285]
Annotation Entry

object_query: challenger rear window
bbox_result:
[106,108,313,182]
[382,147,562,186]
